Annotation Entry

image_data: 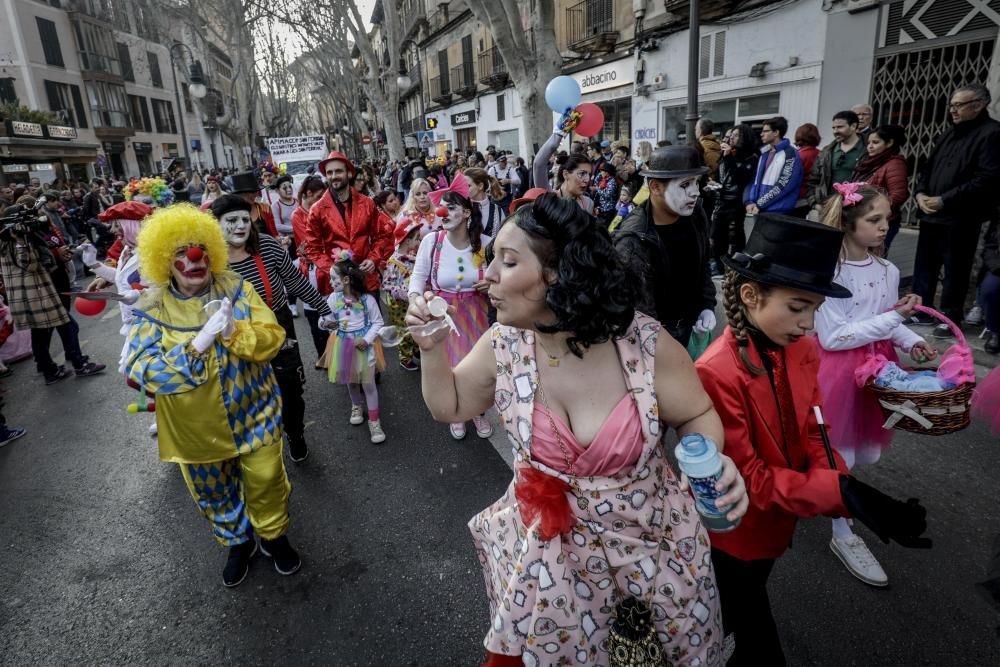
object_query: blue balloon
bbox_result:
[545,76,582,114]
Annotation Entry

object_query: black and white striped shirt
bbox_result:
[231,235,331,316]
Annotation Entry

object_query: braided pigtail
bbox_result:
[723,270,766,376]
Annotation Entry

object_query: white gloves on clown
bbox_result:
[192,298,235,353]
[693,309,717,335]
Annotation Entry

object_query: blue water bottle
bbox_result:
[675,433,740,532]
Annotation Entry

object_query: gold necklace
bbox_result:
[536,335,570,367]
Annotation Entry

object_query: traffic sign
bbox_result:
[362,134,372,145]
[426,117,438,129]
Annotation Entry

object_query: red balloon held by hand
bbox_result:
[185,246,204,262]
[435,206,449,218]
[574,103,605,138]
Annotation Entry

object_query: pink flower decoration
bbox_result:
[832,181,865,206]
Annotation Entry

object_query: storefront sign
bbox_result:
[1,164,29,173]
[31,163,54,171]
[133,142,153,153]
[450,110,476,126]
[162,143,179,158]
[571,59,634,95]
[46,125,77,140]
[10,121,44,138]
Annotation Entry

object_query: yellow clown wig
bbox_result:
[137,203,229,287]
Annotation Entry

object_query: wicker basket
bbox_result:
[865,307,974,436]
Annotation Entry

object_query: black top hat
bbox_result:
[639,145,708,180]
[722,213,852,298]
[229,171,260,194]
[210,193,252,219]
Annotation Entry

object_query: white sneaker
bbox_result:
[449,423,466,440]
[368,420,386,444]
[472,415,494,438]
[830,535,888,587]
[148,421,158,437]
[290,304,299,318]
[349,406,364,425]
[966,305,984,326]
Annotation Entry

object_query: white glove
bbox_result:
[218,297,235,340]
[79,243,99,268]
[120,289,141,306]
[318,314,337,331]
[693,309,717,335]
[192,298,234,353]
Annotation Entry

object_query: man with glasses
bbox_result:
[745,116,802,215]
[852,104,874,143]
[911,83,1000,336]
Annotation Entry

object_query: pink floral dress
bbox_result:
[470,314,723,665]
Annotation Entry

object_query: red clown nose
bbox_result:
[185,246,204,262]
[435,206,449,218]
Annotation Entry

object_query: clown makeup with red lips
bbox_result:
[171,245,211,296]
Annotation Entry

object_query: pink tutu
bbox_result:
[818,340,898,456]
[435,290,488,367]
[972,367,1000,435]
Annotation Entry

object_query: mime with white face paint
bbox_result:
[613,145,718,347]
[210,195,332,464]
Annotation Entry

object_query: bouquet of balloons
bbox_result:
[545,76,605,138]
[123,177,174,207]
[257,159,288,179]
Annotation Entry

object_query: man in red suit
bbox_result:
[302,151,393,296]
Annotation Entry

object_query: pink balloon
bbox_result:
[574,103,605,138]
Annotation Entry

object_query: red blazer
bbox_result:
[291,205,310,251]
[303,190,393,294]
[695,328,849,561]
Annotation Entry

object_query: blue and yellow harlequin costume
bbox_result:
[124,205,291,547]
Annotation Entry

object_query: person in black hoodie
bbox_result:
[710,124,759,275]
[614,145,716,346]
[912,83,1000,333]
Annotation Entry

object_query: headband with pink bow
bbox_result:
[832,181,866,206]
[428,171,470,207]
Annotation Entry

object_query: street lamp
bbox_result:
[169,42,208,171]
[396,58,411,92]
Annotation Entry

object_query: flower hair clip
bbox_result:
[832,181,865,206]
[333,248,354,263]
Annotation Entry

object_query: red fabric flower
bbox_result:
[514,465,575,541]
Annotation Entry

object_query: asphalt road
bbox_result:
[1,306,998,666]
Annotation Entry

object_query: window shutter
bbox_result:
[139,96,152,132]
[714,32,726,77]
[699,34,711,80]
[71,84,89,128]
[36,18,64,67]
[44,80,61,113]
[0,78,16,105]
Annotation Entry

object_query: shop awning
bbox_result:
[0,137,100,163]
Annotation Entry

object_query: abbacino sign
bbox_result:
[572,59,634,95]
[450,110,476,126]
[581,71,618,88]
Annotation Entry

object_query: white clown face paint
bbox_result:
[220,210,252,247]
[441,202,469,232]
[664,177,701,217]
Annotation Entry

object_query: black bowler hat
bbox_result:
[639,145,708,180]
[229,171,260,194]
[210,194,252,219]
[722,213,852,298]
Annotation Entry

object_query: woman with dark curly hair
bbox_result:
[407,193,747,666]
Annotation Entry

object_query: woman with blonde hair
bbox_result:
[396,177,441,236]
[461,167,506,236]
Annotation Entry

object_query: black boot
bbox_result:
[259,535,302,575]
[222,539,258,587]
[287,433,309,463]
[987,332,1000,355]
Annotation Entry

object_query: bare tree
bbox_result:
[256,17,306,137]
[463,0,562,155]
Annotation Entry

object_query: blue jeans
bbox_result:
[980,272,1000,332]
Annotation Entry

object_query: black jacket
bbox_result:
[917,111,1000,225]
[613,199,716,324]
[714,151,758,214]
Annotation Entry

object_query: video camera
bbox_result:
[0,201,50,238]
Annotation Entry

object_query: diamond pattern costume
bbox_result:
[125,275,291,543]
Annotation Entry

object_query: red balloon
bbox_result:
[435,206,449,218]
[74,297,107,317]
[574,103,605,138]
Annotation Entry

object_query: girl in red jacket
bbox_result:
[695,214,930,665]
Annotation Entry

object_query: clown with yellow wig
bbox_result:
[124,203,301,587]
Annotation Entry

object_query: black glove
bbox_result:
[839,475,932,549]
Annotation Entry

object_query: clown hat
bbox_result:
[394,218,424,248]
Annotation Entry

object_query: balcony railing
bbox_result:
[450,62,476,97]
[429,74,451,104]
[401,1,426,42]
[477,46,509,87]
[427,7,450,34]
[566,0,618,53]
[401,63,421,99]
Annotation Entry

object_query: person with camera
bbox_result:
[0,201,105,384]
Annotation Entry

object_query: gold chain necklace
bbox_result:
[535,335,570,367]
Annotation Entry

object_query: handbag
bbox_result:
[607,597,666,665]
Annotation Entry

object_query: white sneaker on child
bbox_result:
[830,534,888,587]
[349,406,364,425]
[368,420,386,444]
